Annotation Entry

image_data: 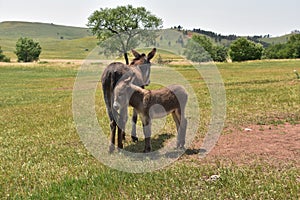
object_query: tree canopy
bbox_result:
[184,35,228,63]
[87,5,162,64]
[229,38,263,62]
[0,46,10,62]
[15,37,42,62]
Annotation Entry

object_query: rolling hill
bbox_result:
[0,21,98,59]
[0,21,92,39]
[0,21,294,60]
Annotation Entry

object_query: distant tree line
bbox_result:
[193,28,238,43]
[192,28,270,47]
[184,27,300,62]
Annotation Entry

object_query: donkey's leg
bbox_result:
[109,118,117,153]
[141,115,152,153]
[131,108,139,142]
[117,127,123,150]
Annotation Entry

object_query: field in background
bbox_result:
[0,58,299,198]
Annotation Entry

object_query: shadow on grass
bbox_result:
[122,133,204,161]
[124,133,174,153]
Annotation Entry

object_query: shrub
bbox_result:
[229,38,263,62]
[15,37,42,62]
[0,46,10,62]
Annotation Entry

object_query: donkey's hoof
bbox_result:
[176,145,186,151]
[131,136,138,143]
[143,148,152,153]
[108,145,115,154]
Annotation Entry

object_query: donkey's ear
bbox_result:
[147,48,156,61]
[131,49,140,58]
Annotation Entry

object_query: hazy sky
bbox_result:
[0,0,299,36]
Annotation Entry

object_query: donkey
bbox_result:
[113,75,188,153]
[101,48,156,153]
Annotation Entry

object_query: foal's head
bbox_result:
[130,48,156,86]
[113,76,133,111]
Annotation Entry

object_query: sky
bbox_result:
[0,0,299,36]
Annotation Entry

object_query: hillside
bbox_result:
[0,21,294,60]
[0,21,92,39]
[0,21,98,59]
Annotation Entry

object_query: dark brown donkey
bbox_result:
[101,48,156,153]
[113,76,188,153]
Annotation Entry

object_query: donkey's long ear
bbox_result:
[131,49,141,58]
[147,48,156,61]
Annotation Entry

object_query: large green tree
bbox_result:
[15,37,42,62]
[87,5,162,64]
[229,38,263,62]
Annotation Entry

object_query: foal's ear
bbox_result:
[124,76,132,84]
[147,48,156,61]
[131,49,140,58]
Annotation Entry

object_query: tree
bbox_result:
[229,38,263,62]
[264,43,289,59]
[264,34,300,59]
[212,45,228,62]
[184,35,228,62]
[0,46,10,62]
[15,37,42,62]
[184,37,212,63]
[287,34,300,58]
[87,5,162,64]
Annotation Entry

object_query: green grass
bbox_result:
[0,60,299,199]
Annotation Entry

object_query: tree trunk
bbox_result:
[124,52,129,65]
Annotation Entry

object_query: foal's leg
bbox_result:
[174,109,187,149]
[131,108,139,142]
[141,115,152,153]
[117,107,128,150]
[172,111,180,132]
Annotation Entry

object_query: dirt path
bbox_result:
[195,123,300,166]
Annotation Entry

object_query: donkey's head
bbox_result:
[130,48,156,86]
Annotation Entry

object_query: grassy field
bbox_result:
[0,59,299,199]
